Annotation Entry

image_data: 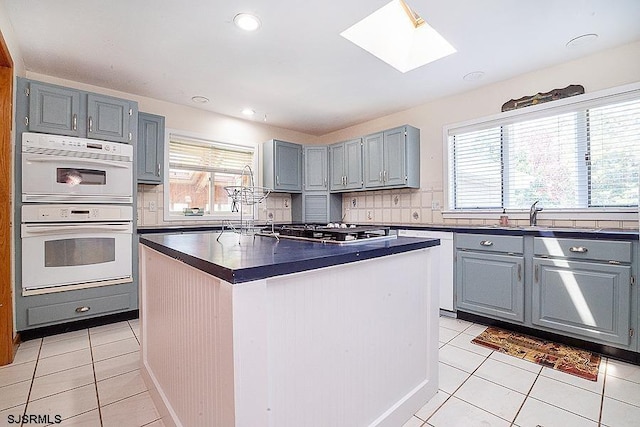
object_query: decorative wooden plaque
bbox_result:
[501,84,585,112]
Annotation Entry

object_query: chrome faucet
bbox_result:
[529,200,543,226]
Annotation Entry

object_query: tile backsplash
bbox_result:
[138,184,637,230]
[136,184,291,227]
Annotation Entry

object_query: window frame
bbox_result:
[443,82,640,222]
[162,130,259,222]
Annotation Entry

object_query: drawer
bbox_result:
[534,237,632,263]
[27,293,132,326]
[456,233,523,254]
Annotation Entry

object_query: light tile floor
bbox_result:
[0,319,163,427]
[402,316,640,427]
[1,316,640,426]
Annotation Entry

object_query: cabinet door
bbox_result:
[456,251,524,322]
[274,141,302,192]
[329,143,345,191]
[532,258,631,346]
[303,193,328,224]
[28,82,81,136]
[137,112,165,184]
[363,132,384,188]
[87,94,132,143]
[344,138,363,190]
[304,146,327,191]
[383,127,406,187]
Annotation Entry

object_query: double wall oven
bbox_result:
[20,132,134,292]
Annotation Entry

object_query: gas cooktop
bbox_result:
[264,224,396,244]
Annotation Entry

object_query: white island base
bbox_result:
[139,245,439,427]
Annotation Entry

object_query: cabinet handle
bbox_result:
[75,306,90,313]
[72,114,77,131]
[569,246,588,253]
[379,171,383,182]
[276,175,280,185]
[517,264,522,281]
[535,265,539,282]
[343,176,347,186]
[88,116,93,133]
[479,240,493,246]
[383,170,387,182]
[324,178,327,187]
[157,163,161,176]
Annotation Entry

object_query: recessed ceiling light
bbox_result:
[463,71,485,81]
[191,96,209,104]
[566,33,598,49]
[340,0,456,73]
[242,108,255,116]
[234,13,261,32]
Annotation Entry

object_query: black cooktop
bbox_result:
[275,224,391,242]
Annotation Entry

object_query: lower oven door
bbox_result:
[21,222,132,291]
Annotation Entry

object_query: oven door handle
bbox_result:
[22,223,132,235]
[26,157,130,168]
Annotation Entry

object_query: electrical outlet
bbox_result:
[148,201,157,212]
[431,200,440,210]
[367,210,372,220]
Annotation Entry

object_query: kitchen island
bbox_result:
[138,232,440,427]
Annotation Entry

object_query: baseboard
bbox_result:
[18,310,139,341]
[456,311,640,365]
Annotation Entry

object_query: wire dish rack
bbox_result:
[217,165,274,243]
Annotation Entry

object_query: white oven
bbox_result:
[21,205,133,291]
[21,132,133,204]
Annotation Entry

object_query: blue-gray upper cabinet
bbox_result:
[304,145,328,191]
[363,125,420,189]
[22,78,137,144]
[330,138,363,192]
[87,94,134,143]
[137,112,165,185]
[263,140,303,193]
[27,82,82,137]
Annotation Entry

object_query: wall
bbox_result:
[25,72,318,227]
[319,40,640,230]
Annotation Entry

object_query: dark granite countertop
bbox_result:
[138,224,638,241]
[139,232,440,284]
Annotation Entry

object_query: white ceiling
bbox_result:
[4,0,640,135]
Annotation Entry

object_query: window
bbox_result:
[166,135,255,218]
[447,88,640,211]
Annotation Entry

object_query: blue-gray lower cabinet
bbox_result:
[456,251,525,323]
[532,258,632,347]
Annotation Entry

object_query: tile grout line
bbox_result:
[87,330,105,427]
[598,358,608,427]
[508,364,542,426]
[19,338,43,427]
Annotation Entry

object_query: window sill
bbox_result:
[442,209,638,222]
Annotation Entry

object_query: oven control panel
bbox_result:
[22,132,133,160]
[22,204,133,222]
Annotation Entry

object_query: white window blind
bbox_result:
[169,137,254,173]
[448,92,640,211]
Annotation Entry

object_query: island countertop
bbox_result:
[139,232,440,284]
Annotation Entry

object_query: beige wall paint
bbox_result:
[318,41,640,228]
[13,38,640,229]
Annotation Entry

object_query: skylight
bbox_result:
[340,0,456,73]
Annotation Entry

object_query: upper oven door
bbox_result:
[22,148,133,204]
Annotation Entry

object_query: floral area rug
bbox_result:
[472,326,600,381]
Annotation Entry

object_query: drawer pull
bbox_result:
[480,240,493,246]
[75,306,90,313]
[569,246,588,253]
[517,264,522,281]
